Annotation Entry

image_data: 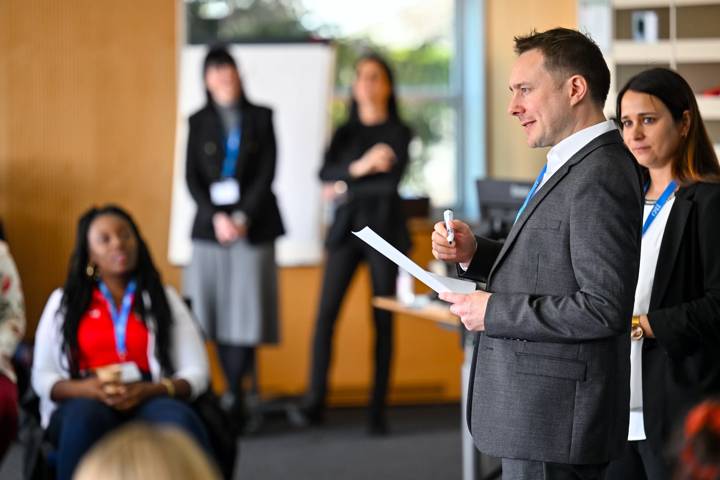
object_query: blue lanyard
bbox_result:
[642,180,677,237]
[514,163,548,224]
[98,279,137,358]
[221,126,241,178]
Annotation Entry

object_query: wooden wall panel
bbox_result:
[0,0,180,332]
[486,0,577,180]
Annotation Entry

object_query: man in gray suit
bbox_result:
[432,28,642,479]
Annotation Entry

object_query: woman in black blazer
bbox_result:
[302,53,412,435]
[607,68,720,479]
[184,47,284,418]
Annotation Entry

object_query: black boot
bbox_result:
[367,410,388,436]
[299,398,326,426]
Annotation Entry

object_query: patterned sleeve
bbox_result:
[0,240,26,358]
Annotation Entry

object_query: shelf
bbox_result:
[674,39,720,62]
[612,40,673,62]
[606,0,720,147]
[613,0,720,6]
[613,0,670,7]
[675,0,720,5]
[698,95,720,120]
[612,39,720,63]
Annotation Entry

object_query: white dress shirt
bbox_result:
[538,120,618,191]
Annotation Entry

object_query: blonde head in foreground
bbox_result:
[73,423,221,480]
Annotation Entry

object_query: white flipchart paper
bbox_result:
[352,227,477,294]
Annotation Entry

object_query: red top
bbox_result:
[77,287,150,373]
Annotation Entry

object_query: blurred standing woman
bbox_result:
[606,68,720,479]
[184,47,284,412]
[303,53,412,435]
[0,238,25,461]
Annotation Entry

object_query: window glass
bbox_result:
[186,0,457,206]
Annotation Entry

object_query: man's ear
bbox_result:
[568,74,589,107]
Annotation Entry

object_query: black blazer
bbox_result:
[642,182,720,451]
[185,101,284,244]
[320,120,412,253]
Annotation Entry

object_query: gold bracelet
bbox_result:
[631,315,644,340]
[160,378,175,397]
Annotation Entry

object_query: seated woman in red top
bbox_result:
[31,205,210,480]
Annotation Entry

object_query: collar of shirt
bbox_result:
[540,119,618,189]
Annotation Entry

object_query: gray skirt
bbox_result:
[183,239,279,346]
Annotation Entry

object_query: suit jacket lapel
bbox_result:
[649,190,692,310]
[487,130,624,284]
[488,165,570,280]
[207,104,225,145]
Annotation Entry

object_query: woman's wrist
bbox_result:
[348,159,363,178]
[159,378,176,398]
[349,157,371,178]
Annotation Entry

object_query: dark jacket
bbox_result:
[185,101,284,244]
[320,120,411,253]
[642,182,720,451]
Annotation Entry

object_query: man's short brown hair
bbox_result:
[514,28,610,107]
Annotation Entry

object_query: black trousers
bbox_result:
[306,239,397,419]
[604,440,671,480]
[502,458,608,480]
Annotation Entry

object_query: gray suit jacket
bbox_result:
[462,130,643,464]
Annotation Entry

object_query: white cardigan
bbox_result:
[31,286,209,428]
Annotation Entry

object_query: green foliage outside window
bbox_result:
[186,0,454,201]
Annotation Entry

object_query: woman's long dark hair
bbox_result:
[616,67,720,185]
[347,52,401,124]
[59,205,174,377]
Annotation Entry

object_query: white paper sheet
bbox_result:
[352,227,476,294]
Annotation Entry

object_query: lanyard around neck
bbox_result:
[98,279,137,358]
[642,180,677,237]
[221,127,241,178]
[514,163,548,224]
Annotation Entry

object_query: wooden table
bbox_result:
[371,295,458,327]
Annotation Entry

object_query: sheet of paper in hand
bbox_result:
[352,226,476,294]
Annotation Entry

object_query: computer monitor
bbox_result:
[475,178,532,241]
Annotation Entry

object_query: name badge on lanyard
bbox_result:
[98,279,137,359]
[642,180,677,237]
[210,126,241,206]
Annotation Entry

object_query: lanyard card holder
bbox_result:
[210,178,241,206]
